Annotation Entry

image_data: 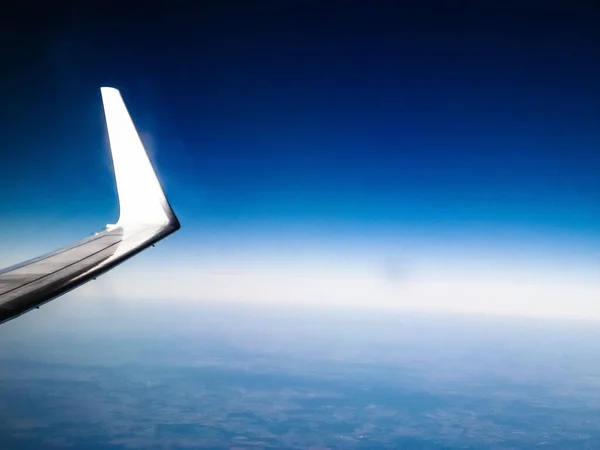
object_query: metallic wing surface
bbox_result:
[0,87,180,325]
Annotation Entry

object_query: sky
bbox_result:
[1,1,600,319]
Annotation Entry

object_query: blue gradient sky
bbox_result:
[1,2,600,317]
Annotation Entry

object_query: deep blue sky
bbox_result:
[1,1,600,264]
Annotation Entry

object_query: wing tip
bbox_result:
[101,86,179,230]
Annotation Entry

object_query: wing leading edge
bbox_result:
[0,88,180,325]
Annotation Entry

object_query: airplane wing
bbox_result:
[0,87,180,325]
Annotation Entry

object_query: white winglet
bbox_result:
[101,87,174,229]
